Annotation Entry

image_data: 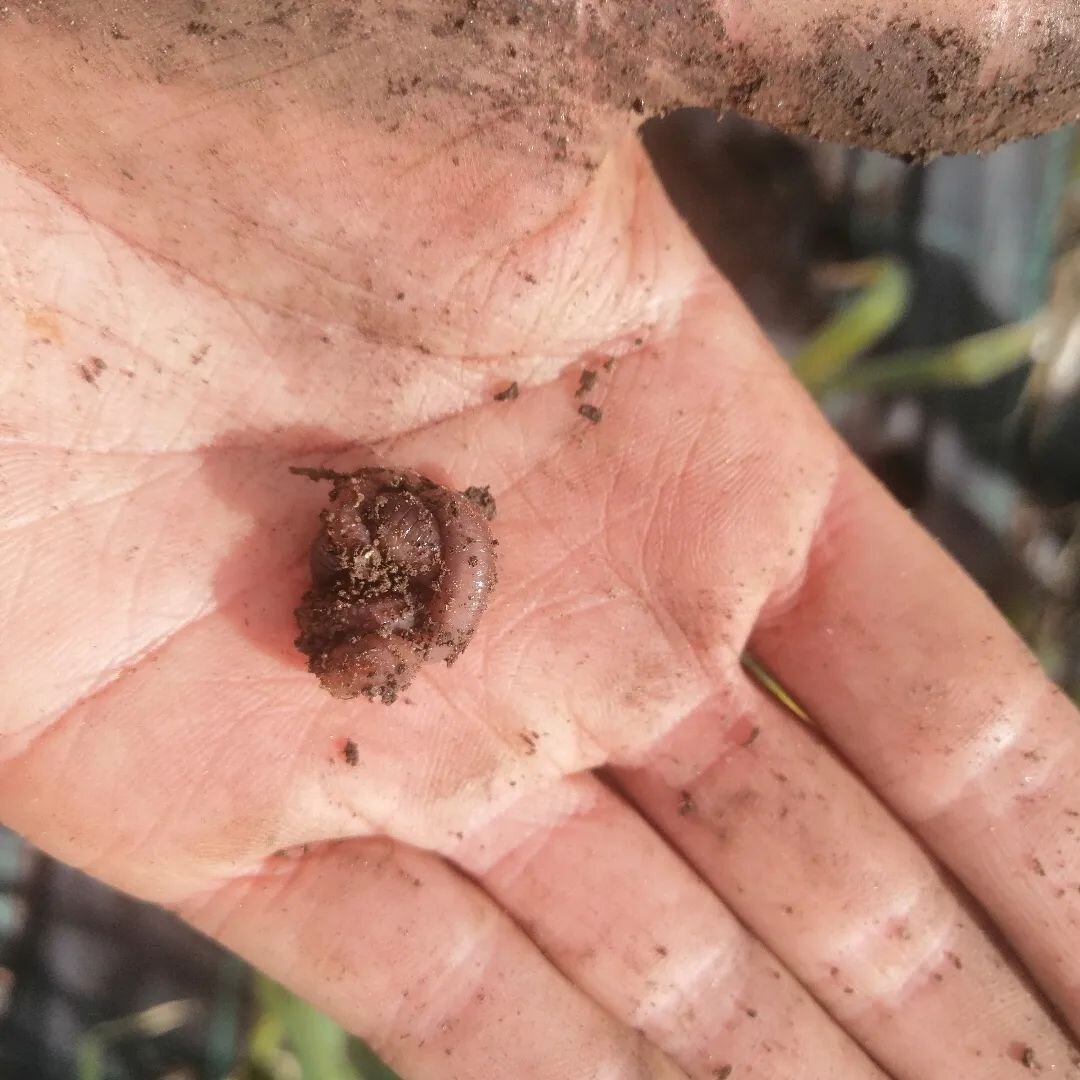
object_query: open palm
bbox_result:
[3,3,1080,1077]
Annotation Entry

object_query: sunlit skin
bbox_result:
[1,2,1079,1077]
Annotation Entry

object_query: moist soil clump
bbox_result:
[292,465,497,703]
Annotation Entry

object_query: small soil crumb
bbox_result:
[714,1068,733,1079]
[519,729,539,754]
[677,790,695,815]
[1021,1046,1037,1070]
[1032,857,1046,877]
[494,381,519,401]
[77,356,107,385]
[603,356,616,371]
[655,944,668,956]
[744,726,761,746]
[575,368,598,397]
[463,485,497,521]
[343,739,359,766]
[191,344,210,365]
[578,403,603,424]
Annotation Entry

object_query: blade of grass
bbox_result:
[206,953,246,1078]
[349,1039,404,1080]
[246,1009,287,1073]
[741,654,810,723]
[255,976,361,1080]
[793,257,912,395]
[827,320,1036,393]
[75,998,200,1080]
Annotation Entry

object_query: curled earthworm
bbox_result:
[292,466,497,703]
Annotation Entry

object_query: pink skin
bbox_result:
[3,6,1080,1080]
[420,486,499,664]
[298,469,497,699]
[315,634,422,703]
[300,592,418,641]
[313,482,440,584]
[372,491,442,577]
[0,1,1073,398]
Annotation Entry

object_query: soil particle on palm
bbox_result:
[575,368,598,398]
[714,1067,733,1079]
[677,790,695,815]
[493,381,519,402]
[578,403,602,424]
[343,738,359,765]
[462,485,496,521]
[77,356,106,385]
[1021,1045,1037,1070]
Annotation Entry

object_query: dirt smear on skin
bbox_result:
[743,13,1080,159]
[3,0,1077,161]
[591,2,1080,158]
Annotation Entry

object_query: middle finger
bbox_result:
[454,770,882,1079]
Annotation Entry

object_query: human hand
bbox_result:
[2,3,1079,1077]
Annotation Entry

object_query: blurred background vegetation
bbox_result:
[2,113,1078,1079]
